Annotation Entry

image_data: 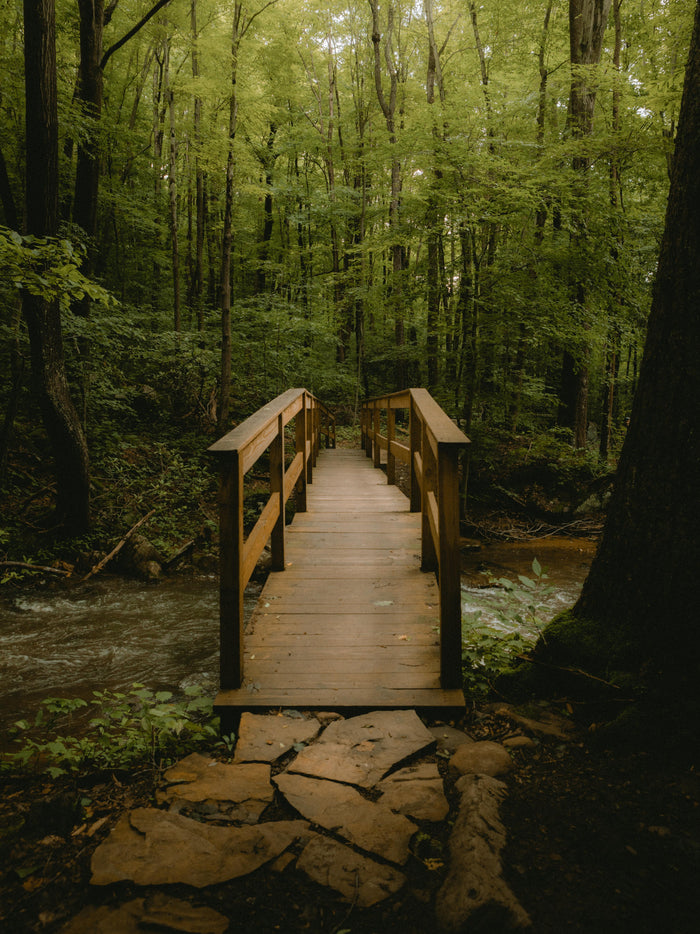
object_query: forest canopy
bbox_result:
[0,0,694,534]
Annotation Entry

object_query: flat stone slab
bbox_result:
[288,709,435,787]
[377,762,449,822]
[274,772,416,864]
[91,808,309,887]
[234,712,321,762]
[61,894,229,934]
[297,834,406,907]
[450,740,513,777]
[157,752,273,823]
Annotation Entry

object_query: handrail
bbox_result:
[360,389,470,689]
[209,389,336,689]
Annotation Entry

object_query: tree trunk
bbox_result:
[425,0,445,392]
[558,0,613,447]
[165,40,181,331]
[370,0,407,389]
[218,1,243,432]
[23,0,90,533]
[190,0,206,331]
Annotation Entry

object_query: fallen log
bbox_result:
[81,509,156,582]
[0,561,71,577]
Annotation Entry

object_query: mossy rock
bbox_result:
[538,610,641,672]
[496,610,638,702]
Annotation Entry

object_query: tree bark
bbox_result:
[559,0,612,448]
[23,0,90,533]
[165,37,181,331]
[190,0,206,331]
[369,0,407,388]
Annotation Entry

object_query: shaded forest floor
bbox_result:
[1,701,699,934]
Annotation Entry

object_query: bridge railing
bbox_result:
[209,389,335,689]
[360,389,470,689]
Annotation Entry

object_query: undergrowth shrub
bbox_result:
[2,684,232,778]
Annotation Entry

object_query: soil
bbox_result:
[1,704,698,934]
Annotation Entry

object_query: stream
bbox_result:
[0,538,596,732]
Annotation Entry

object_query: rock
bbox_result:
[436,774,531,931]
[288,709,435,787]
[449,740,513,777]
[429,724,475,754]
[502,735,536,750]
[61,894,229,933]
[233,712,321,763]
[157,752,273,823]
[377,763,449,822]
[120,533,162,580]
[492,703,576,741]
[274,772,416,864]
[297,834,406,907]
[91,808,309,887]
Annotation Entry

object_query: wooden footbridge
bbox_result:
[209,388,470,728]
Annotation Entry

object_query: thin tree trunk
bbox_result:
[370,0,406,388]
[165,41,181,331]
[219,1,243,432]
[559,0,613,448]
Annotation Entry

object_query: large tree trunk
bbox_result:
[23,0,90,533]
[542,1,700,686]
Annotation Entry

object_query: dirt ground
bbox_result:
[1,702,698,934]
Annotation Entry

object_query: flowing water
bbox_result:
[0,538,596,732]
[460,537,597,637]
[0,576,260,732]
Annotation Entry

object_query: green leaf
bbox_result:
[532,557,542,577]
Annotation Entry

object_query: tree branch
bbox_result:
[100,0,174,70]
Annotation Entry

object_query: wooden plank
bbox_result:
[215,687,465,710]
[241,494,278,587]
[247,634,440,647]
[284,450,304,501]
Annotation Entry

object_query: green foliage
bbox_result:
[462,558,554,696]
[0,227,115,308]
[2,684,231,777]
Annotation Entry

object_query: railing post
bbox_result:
[312,401,320,465]
[409,394,421,512]
[438,444,462,688]
[387,405,396,485]
[305,393,313,484]
[218,453,244,689]
[270,414,285,572]
[373,401,381,468]
[295,399,307,512]
[421,422,438,572]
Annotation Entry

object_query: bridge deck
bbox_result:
[214,447,465,720]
